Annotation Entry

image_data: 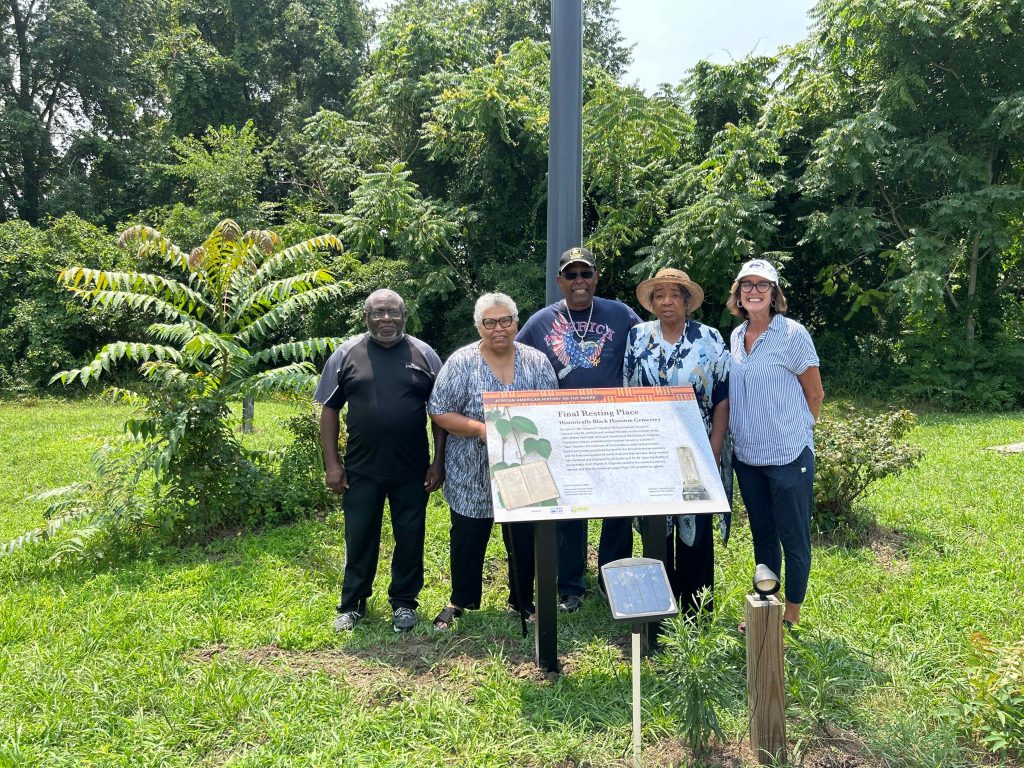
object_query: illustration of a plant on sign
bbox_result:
[486,408,558,507]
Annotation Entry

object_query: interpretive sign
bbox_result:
[601,558,678,623]
[483,386,729,523]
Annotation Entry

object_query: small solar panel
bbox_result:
[601,557,679,623]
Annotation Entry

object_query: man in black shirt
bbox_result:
[315,289,446,632]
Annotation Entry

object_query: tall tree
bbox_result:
[148,0,369,138]
[796,0,1024,403]
[0,0,158,223]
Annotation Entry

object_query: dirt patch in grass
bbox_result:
[186,641,485,704]
[799,724,879,768]
[865,525,914,572]
[186,637,544,704]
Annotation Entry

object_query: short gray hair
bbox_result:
[364,289,405,313]
[473,292,518,326]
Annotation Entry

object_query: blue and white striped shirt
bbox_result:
[729,313,820,466]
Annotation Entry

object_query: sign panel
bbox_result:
[601,557,678,623]
[483,386,729,523]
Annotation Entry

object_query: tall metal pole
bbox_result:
[534,0,583,674]
[546,0,583,300]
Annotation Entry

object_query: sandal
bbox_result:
[433,604,463,631]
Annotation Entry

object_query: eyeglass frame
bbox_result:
[480,315,515,330]
[739,280,773,294]
[367,308,405,320]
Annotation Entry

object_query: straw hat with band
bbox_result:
[635,268,704,314]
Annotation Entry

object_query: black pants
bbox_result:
[664,516,715,615]
[598,516,635,580]
[734,447,814,604]
[339,472,427,613]
[449,510,535,611]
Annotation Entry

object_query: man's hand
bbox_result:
[325,465,349,495]
[424,461,445,493]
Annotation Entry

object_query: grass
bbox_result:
[0,400,1022,766]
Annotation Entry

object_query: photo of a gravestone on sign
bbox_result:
[676,446,710,501]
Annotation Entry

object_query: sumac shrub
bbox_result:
[957,633,1024,760]
[813,406,923,532]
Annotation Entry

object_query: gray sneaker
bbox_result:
[392,606,418,633]
[333,610,363,631]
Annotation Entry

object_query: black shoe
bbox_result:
[392,606,418,633]
[558,594,583,613]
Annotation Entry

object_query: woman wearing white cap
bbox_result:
[727,259,824,630]
[624,267,730,615]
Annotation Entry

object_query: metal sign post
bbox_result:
[602,558,680,767]
[536,0,583,674]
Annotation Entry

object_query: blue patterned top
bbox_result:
[428,341,558,518]
[729,313,819,466]
[623,319,731,544]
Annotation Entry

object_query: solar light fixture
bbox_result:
[753,563,780,600]
[601,557,679,768]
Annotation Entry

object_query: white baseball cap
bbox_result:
[736,259,779,283]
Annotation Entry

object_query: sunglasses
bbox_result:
[481,315,515,330]
[561,270,595,280]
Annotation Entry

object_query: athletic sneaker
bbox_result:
[392,606,418,633]
[333,610,363,632]
[558,594,583,613]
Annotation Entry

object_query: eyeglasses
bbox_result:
[368,308,404,320]
[561,270,595,280]
[481,315,515,330]
[739,281,773,294]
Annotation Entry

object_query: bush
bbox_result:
[813,406,923,533]
[255,406,344,525]
[0,215,144,391]
[957,633,1024,760]
[656,591,739,758]
[3,397,345,563]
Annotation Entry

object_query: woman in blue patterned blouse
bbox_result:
[623,268,730,615]
[428,293,558,630]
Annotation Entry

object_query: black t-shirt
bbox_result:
[313,334,442,481]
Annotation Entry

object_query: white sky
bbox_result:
[615,0,816,91]
[366,0,818,93]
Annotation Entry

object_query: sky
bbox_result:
[366,0,818,93]
[614,0,817,92]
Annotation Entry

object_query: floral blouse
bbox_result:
[623,319,731,544]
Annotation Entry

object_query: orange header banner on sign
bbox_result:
[482,386,695,408]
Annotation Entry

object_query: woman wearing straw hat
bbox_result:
[624,267,730,615]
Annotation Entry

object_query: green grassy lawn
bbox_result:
[1,400,1022,767]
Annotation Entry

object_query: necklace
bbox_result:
[565,300,594,343]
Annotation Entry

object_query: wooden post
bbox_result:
[745,594,786,765]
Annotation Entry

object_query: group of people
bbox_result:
[314,247,823,634]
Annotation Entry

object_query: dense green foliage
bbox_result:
[813,406,923,532]
[10,219,350,556]
[3,0,1022,404]
[1,401,1021,766]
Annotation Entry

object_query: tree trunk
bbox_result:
[965,230,979,348]
[241,396,255,433]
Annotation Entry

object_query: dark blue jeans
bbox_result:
[733,446,814,604]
